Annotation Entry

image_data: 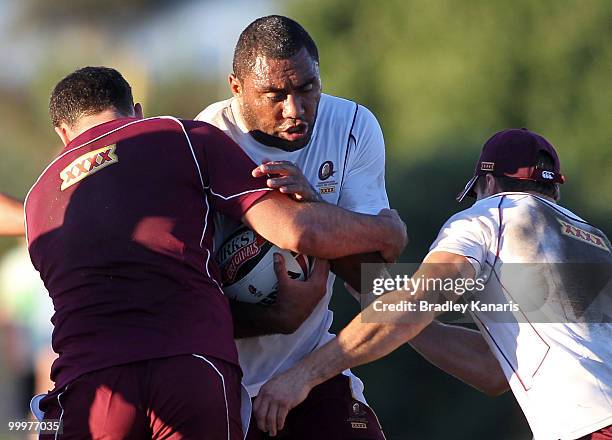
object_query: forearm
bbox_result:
[295,251,476,387]
[410,321,509,396]
[0,193,24,236]
[243,191,404,260]
[296,297,433,389]
[291,202,399,259]
[253,252,485,435]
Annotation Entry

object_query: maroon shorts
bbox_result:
[579,425,612,440]
[246,374,385,440]
[39,354,243,440]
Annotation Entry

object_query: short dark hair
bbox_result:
[477,151,561,200]
[232,15,319,79]
[49,66,134,127]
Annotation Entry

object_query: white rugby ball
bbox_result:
[215,225,314,306]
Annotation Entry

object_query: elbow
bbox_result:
[293,229,320,256]
[268,229,310,255]
[284,219,322,256]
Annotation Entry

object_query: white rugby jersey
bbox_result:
[196,94,389,400]
[429,193,612,440]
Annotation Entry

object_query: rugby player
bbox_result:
[196,15,393,439]
[25,66,406,439]
[254,128,612,440]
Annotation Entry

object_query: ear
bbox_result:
[54,124,71,147]
[485,174,501,194]
[228,73,242,97]
[134,102,144,119]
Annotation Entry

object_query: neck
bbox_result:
[58,109,131,147]
[71,109,128,139]
[526,190,557,203]
[482,190,558,204]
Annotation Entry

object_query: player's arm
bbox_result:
[338,269,507,400]
[409,321,509,396]
[232,256,330,338]
[195,122,406,261]
[230,247,385,339]
[252,251,474,435]
[0,193,25,236]
[254,159,396,290]
[242,191,406,262]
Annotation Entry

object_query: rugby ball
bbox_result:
[215,225,314,306]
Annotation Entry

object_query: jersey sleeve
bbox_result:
[337,105,389,215]
[187,122,271,221]
[426,209,492,276]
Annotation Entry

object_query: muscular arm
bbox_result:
[410,321,509,396]
[0,193,24,236]
[253,251,480,435]
[234,162,403,338]
[232,257,330,338]
[242,191,406,261]
[266,252,473,390]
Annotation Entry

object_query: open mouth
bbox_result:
[283,124,308,141]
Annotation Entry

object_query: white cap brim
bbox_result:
[456,175,479,202]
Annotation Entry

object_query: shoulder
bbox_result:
[316,94,359,127]
[319,93,356,112]
[170,118,237,149]
[354,103,381,128]
[442,197,507,232]
[317,95,383,145]
[319,94,379,124]
[195,98,234,123]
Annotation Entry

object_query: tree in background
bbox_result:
[291,0,612,247]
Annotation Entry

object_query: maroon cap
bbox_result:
[457,128,565,202]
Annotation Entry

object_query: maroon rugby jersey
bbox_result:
[25,116,269,390]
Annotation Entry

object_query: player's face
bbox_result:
[231,48,321,151]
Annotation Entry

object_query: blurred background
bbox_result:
[0,0,610,439]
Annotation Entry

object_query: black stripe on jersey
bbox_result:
[339,102,359,191]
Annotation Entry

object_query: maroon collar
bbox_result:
[62,117,140,153]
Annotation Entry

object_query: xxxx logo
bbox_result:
[558,219,610,252]
[60,145,118,191]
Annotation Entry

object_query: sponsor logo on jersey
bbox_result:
[480,161,495,171]
[318,160,335,180]
[60,144,118,190]
[319,186,336,195]
[316,160,338,195]
[558,219,610,252]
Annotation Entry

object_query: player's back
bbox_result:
[456,193,612,439]
[25,116,240,390]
